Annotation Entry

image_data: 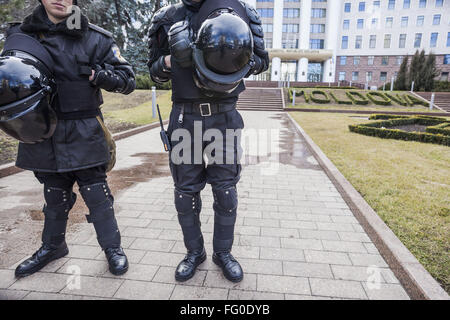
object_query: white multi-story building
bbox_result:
[244,0,450,86]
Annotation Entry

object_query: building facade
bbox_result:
[244,0,450,86]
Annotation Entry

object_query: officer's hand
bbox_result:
[89,70,95,81]
[164,55,171,69]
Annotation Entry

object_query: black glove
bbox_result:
[90,64,135,94]
[168,20,194,68]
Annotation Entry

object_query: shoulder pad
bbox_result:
[250,23,264,38]
[240,1,261,25]
[149,4,184,37]
[89,23,113,38]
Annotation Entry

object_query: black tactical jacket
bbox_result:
[5,5,135,173]
[148,0,269,104]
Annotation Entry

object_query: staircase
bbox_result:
[237,88,284,111]
[416,92,450,113]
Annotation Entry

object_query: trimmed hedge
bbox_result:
[315,86,357,90]
[329,91,353,105]
[366,92,392,105]
[349,115,450,146]
[289,89,309,103]
[346,91,369,105]
[385,93,408,106]
[426,123,450,136]
[404,94,429,107]
[309,90,331,104]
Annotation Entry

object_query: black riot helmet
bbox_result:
[0,33,57,144]
[192,8,254,95]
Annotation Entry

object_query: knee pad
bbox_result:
[174,189,202,226]
[79,183,120,249]
[43,186,76,219]
[213,186,238,216]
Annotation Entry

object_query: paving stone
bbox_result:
[152,266,207,286]
[230,246,260,259]
[362,283,410,300]
[285,294,336,300]
[0,289,29,300]
[338,231,371,242]
[94,248,146,264]
[280,220,317,230]
[244,218,280,228]
[283,261,333,279]
[257,275,310,295]
[348,253,389,267]
[299,229,340,240]
[259,248,305,262]
[57,258,108,277]
[238,258,283,275]
[261,227,299,238]
[331,265,377,282]
[104,264,159,282]
[204,271,257,291]
[281,238,323,250]
[0,269,17,289]
[66,245,103,259]
[309,278,367,299]
[235,226,261,236]
[130,238,175,252]
[114,280,174,300]
[364,242,380,255]
[316,222,354,232]
[322,240,368,253]
[296,214,332,222]
[61,275,123,298]
[121,226,162,239]
[23,292,80,300]
[10,273,69,293]
[140,251,185,267]
[228,289,284,300]
[170,285,228,300]
[304,250,352,265]
[239,235,280,248]
[116,217,151,228]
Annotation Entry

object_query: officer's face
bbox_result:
[41,0,74,20]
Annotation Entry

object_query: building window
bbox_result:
[283,24,299,33]
[265,38,273,49]
[368,56,375,65]
[380,72,387,82]
[310,24,325,33]
[282,39,299,49]
[357,19,364,29]
[371,18,378,28]
[262,24,273,33]
[384,34,392,48]
[339,72,346,81]
[354,56,361,65]
[342,36,349,49]
[283,8,300,18]
[343,20,350,29]
[373,1,380,9]
[417,16,424,26]
[430,33,438,47]
[399,34,407,48]
[433,14,441,25]
[344,3,351,12]
[311,8,326,18]
[403,0,410,8]
[447,32,450,47]
[444,55,450,64]
[414,33,422,47]
[401,17,408,28]
[388,0,395,9]
[352,72,359,81]
[355,35,363,49]
[340,56,347,65]
[440,72,449,81]
[369,35,377,48]
[310,39,325,49]
[419,0,427,7]
[382,56,389,65]
[257,8,274,18]
[396,56,404,65]
[366,71,373,82]
[386,17,393,28]
[436,0,444,7]
[359,2,366,11]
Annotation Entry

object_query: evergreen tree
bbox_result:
[423,52,439,92]
[394,56,408,91]
[408,50,421,91]
[0,0,35,49]
[415,49,427,90]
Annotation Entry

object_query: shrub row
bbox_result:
[404,94,429,107]
[135,74,172,90]
[366,92,392,105]
[349,115,450,146]
[385,93,408,106]
[426,123,450,136]
[309,90,331,104]
[346,91,369,105]
[329,92,353,104]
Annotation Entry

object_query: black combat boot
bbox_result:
[15,241,69,278]
[175,247,207,282]
[212,251,243,283]
[105,247,129,276]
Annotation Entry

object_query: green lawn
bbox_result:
[291,112,450,293]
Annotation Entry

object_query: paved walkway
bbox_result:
[0,111,410,300]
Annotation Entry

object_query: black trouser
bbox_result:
[34,165,121,250]
[167,103,244,253]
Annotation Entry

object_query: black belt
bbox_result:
[175,102,236,116]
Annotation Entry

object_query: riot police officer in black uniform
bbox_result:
[3,0,136,277]
[148,0,269,282]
